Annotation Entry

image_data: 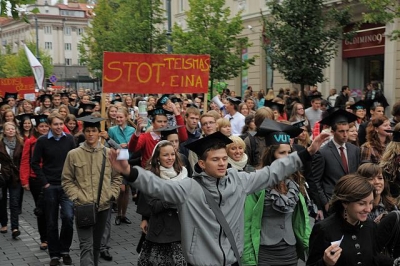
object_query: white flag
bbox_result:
[23,44,44,90]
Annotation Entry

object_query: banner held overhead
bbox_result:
[103,52,210,94]
[0,77,36,95]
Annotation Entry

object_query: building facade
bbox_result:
[169,0,400,107]
[0,0,96,89]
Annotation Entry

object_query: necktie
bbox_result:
[339,147,349,173]
[229,116,233,121]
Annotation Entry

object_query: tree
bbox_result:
[0,42,53,78]
[361,0,400,39]
[262,0,353,104]
[171,0,255,97]
[79,0,167,79]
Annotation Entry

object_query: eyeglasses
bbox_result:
[201,121,216,126]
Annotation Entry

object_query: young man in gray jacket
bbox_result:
[109,120,329,266]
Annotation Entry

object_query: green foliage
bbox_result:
[79,0,167,79]
[361,0,400,39]
[0,42,53,78]
[262,0,352,102]
[171,0,255,96]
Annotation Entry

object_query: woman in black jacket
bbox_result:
[0,122,24,239]
[138,140,187,265]
[307,174,379,266]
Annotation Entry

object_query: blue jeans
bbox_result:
[0,181,21,230]
[44,185,74,258]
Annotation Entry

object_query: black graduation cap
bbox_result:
[5,92,18,101]
[60,92,69,99]
[148,108,172,118]
[226,96,241,106]
[170,97,182,103]
[291,120,306,129]
[185,131,232,157]
[319,108,357,127]
[255,119,302,145]
[157,94,171,106]
[16,113,33,122]
[39,94,52,102]
[77,115,105,128]
[350,100,366,111]
[0,101,9,108]
[154,125,183,140]
[264,100,285,114]
[385,129,400,142]
[92,96,101,103]
[32,115,48,126]
[186,103,198,109]
[80,102,96,112]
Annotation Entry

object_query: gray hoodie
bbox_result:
[128,150,308,265]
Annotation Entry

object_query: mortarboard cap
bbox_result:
[386,130,400,142]
[0,102,9,108]
[186,103,198,109]
[185,131,232,158]
[39,94,52,102]
[60,92,69,98]
[32,115,48,126]
[264,100,285,114]
[256,119,302,145]
[80,102,96,112]
[148,108,172,118]
[5,92,18,101]
[157,94,171,106]
[291,120,306,129]
[77,115,105,128]
[170,97,182,104]
[16,113,33,122]
[226,96,242,106]
[350,100,366,111]
[319,108,357,127]
[154,125,183,140]
[92,95,101,103]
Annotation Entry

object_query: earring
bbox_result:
[157,160,160,165]
[344,208,348,221]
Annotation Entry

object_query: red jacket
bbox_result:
[128,114,188,167]
[20,136,40,186]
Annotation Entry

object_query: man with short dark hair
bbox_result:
[110,127,329,265]
[390,101,400,127]
[305,96,322,131]
[31,113,76,266]
[334,85,351,110]
[309,109,360,220]
[180,106,201,158]
[52,94,62,109]
[224,97,245,136]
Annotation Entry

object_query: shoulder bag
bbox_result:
[75,148,106,228]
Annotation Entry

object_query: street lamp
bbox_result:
[166,0,172,53]
[35,16,40,61]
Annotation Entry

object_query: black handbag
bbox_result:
[75,148,106,228]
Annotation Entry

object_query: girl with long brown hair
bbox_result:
[360,116,391,163]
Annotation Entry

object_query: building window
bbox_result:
[64,26,71,35]
[77,28,84,35]
[49,57,53,64]
[179,0,184,12]
[65,43,72,50]
[44,26,52,34]
[65,58,72,66]
[45,42,52,50]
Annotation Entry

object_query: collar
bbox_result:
[150,131,161,141]
[48,130,66,140]
[332,139,346,150]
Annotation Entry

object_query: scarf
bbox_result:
[3,137,16,158]
[159,165,188,181]
[228,153,248,171]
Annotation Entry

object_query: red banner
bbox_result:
[343,24,385,58]
[103,52,210,93]
[0,76,36,96]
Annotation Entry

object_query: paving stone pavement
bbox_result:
[0,192,141,266]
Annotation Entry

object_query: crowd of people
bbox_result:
[1,82,400,266]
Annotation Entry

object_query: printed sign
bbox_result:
[0,76,36,95]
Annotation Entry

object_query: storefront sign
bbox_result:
[103,52,210,94]
[343,24,385,58]
[0,76,36,95]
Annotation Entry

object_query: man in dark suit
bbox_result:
[309,109,361,220]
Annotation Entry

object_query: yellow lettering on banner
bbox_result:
[104,61,123,82]
[195,76,203,87]
[123,62,139,81]
[164,58,174,69]
[153,63,165,83]
[170,75,179,87]
[137,63,152,83]
[174,58,182,70]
